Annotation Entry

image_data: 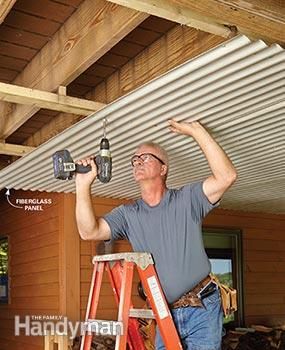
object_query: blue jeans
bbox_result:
[155,288,223,350]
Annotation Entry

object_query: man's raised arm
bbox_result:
[168,119,237,204]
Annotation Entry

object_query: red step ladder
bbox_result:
[80,252,183,350]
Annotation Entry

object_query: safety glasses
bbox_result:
[131,153,165,167]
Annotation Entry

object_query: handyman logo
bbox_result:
[14,316,123,339]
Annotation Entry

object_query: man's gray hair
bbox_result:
[136,141,169,166]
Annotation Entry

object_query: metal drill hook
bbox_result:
[103,118,107,138]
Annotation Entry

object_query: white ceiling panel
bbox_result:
[0,35,284,214]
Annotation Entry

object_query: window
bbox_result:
[0,237,9,304]
[203,229,244,327]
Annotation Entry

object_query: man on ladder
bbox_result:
[75,119,237,350]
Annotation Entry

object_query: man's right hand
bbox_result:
[75,156,98,187]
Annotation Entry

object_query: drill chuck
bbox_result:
[96,137,112,183]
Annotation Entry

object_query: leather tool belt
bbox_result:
[170,275,214,309]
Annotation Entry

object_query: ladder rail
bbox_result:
[137,264,183,350]
[80,261,104,350]
[115,261,134,350]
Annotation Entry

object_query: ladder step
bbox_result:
[129,308,155,319]
[92,252,154,269]
[84,319,123,335]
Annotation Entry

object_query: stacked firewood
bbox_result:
[222,325,285,350]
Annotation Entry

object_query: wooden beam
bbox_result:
[57,86,67,96]
[0,0,16,24]
[107,0,285,45]
[169,0,285,45]
[0,82,106,115]
[0,142,35,156]
[0,0,149,139]
[107,0,235,38]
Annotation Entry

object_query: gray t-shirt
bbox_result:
[104,181,218,303]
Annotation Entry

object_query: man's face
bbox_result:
[131,145,166,182]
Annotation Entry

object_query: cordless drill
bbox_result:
[52,120,112,183]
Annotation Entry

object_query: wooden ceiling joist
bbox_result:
[0,0,16,24]
[0,82,106,115]
[108,0,285,45]
[107,0,235,38]
[171,0,285,45]
[0,0,149,140]
[0,142,35,156]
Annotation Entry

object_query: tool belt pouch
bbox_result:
[219,284,237,316]
[211,275,237,316]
